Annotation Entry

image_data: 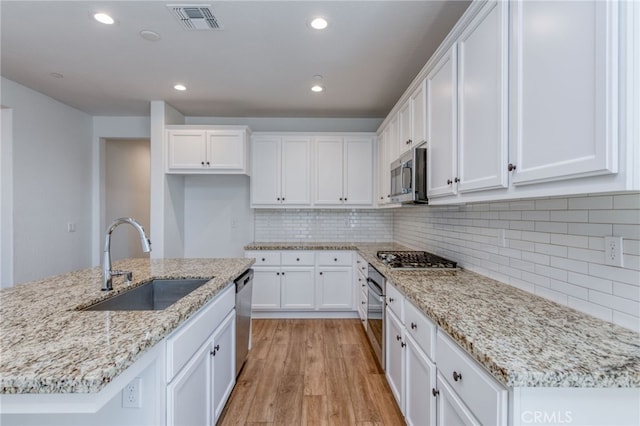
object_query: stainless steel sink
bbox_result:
[81,278,210,311]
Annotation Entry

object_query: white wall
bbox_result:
[1,77,93,285]
[104,139,150,261]
[184,175,253,258]
[393,194,640,332]
[1,108,14,287]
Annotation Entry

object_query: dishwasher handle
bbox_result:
[235,269,254,293]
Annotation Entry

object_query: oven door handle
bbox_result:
[367,277,384,297]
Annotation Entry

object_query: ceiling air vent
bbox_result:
[168,4,221,30]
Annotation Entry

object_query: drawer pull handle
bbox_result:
[453,371,462,382]
[432,388,439,397]
[411,322,417,330]
[401,342,406,348]
[389,297,395,303]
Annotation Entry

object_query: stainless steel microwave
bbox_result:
[390,142,428,204]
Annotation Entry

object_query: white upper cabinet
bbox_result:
[251,135,311,207]
[509,0,618,186]
[166,126,249,174]
[457,0,509,194]
[315,136,374,207]
[377,129,390,205]
[426,44,458,199]
[388,115,400,164]
[399,82,427,157]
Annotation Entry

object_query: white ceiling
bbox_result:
[0,0,470,118]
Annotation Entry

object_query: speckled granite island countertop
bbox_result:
[0,257,254,394]
[247,242,640,388]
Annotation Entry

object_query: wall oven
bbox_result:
[366,264,385,370]
[390,142,428,204]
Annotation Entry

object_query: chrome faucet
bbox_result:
[102,217,151,291]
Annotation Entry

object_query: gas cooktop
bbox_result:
[377,251,457,269]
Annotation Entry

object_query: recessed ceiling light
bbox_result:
[310,17,328,30]
[174,84,187,91]
[140,30,161,41]
[94,13,114,25]
[311,84,324,93]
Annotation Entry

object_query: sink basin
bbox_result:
[81,278,210,311]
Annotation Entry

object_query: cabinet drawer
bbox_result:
[355,255,368,276]
[436,332,507,426]
[281,251,315,266]
[385,281,404,320]
[317,251,353,266]
[355,271,367,293]
[246,251,281,266]
[167,284,235,381]
[405,300,436,360]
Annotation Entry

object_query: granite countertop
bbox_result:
[246,242,640,388]
[0,257,254,394]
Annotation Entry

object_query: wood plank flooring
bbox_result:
[218,319,405,426]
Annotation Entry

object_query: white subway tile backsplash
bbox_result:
[393,195,640,331]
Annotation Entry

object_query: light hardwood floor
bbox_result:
[218,319,405,426]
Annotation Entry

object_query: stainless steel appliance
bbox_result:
[366,264,385,369]
[234,269,253,377]
[377,251,457,269]
[390,143,428,204]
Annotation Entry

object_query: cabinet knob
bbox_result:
[296,258,300,261]
[276,272,280,275]
[261,258,266,261]
[339,197,343,201]
[432,388,439,397]
[396,335,401,341]
[201,161,205,166]
[282,197,285,201]
[447,179,452,185]
[453,371,462,382]
[319,272,323,275]
[389,297,395,303]
[277,197,281,201]
[401,342,406,348]
[411,322,417,330]
[334,258,338,262]
[281,272,285,276]
[508,163,517,172]
[210,350,216,356]
[206,161,210,166]
[344,198,347,201]
[362,301,366,305]
[454,177,460,183]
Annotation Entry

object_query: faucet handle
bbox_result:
[112,270,133,285]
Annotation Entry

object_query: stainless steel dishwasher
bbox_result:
[234,269,253,377]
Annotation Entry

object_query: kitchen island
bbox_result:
[247,242,640,424]
[0,257,253,425]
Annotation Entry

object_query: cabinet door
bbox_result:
[385,309,405,411]
[427,45,458,198]
[405,335,436,426]
[206,129,245,169]
[211,312,236,423]
[344,137,373,205]
[317,268,353,309]
[167,130,207,170]
[388,115,399,163]
[167,343,212,426]
[457,0,508,193]
[411,81,426,148]
[399,99,413,155]
[435,373,480,426]
[280,267,315,309]
[377,130,389,205]
[315,137,345,204]
[509,0,618,185]
[251,137,281,205]
[281,136,311,205]
[252,268,280,310]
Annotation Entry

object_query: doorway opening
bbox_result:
[103,138,151,261]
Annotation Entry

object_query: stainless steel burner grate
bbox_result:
[376,251,457,269]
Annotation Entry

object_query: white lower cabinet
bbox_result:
[246,250,356,313]
[435,372,479,426]
[166,284,236,426]
[406,334,437,426]
[385,308,405,411]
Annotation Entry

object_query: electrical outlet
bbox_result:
[122,377,142,408]
[604,236,623,267]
